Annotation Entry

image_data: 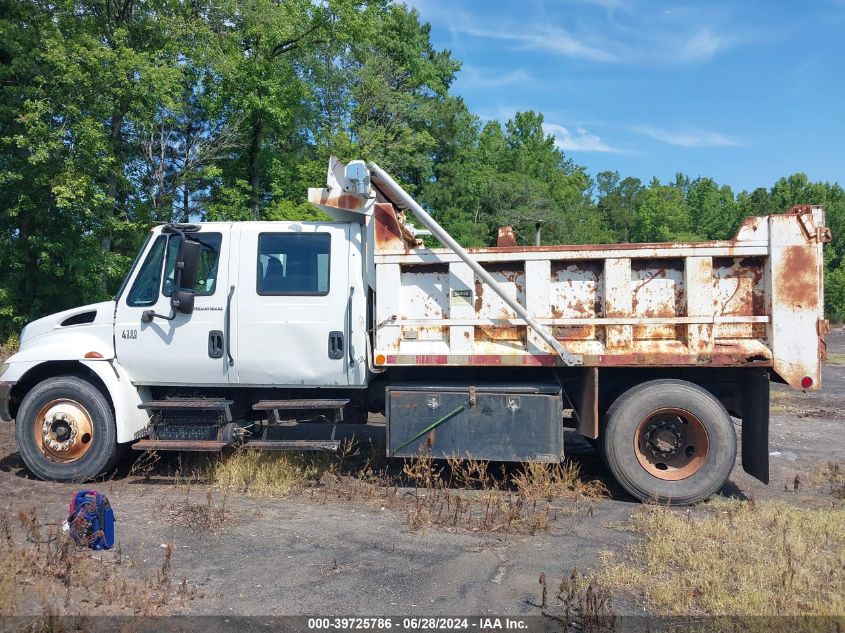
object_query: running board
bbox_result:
[131,439,340,453]
[132,439,227,452]
[243,440,340,452]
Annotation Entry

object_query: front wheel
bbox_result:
[15,375,122,482]
[601,379,736,505]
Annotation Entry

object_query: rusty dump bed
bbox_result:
[309,159,829,390]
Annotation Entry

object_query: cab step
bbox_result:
[252,398,350,424]
[139,398,234,422]
[252,399,349,411]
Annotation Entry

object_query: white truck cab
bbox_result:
[113,221,367,388]
[0,158,829,505]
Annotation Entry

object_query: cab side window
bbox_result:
[162,234,223,296]
[127,237,166,307]
[257,233,330,295]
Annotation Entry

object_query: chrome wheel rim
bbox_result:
[34,399,94,463]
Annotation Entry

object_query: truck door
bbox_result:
[233,223,351,386]
[114,225,233,385]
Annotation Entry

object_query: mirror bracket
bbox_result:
[141,289,194,323]
[141,310,175,323]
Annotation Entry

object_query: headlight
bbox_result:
[0,364,8,380]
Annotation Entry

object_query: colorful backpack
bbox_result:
[67,490,115,550]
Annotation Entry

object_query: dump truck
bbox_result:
[0,158,830,504]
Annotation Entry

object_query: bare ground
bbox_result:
[2,333,844,620]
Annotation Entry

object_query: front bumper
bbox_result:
[0,382,13,421]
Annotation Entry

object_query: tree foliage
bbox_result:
[1,0,844,341]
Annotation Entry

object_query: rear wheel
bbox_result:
[601,379,736,505]
[15,375,122,482]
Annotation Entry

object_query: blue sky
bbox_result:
[405,0,845,193]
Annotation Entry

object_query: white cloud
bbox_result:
[634,124,744,147]
[454,24,618,62]
[678,28,729,62]
[544,123,628,153]
[413,1,737,66]
[457,66,533,88]
[570,0,633,15]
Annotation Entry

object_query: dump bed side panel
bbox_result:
[372,207,828,390]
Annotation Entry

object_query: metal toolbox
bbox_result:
[386,383,563,462]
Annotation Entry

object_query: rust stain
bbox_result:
[552,325,594,340]
[784,204,814,216]
[476,326,524,342]
[778,245,819,309]
[313,191,364,211]
[496,226,518,247]
[373,202,421,252]
[474,279,484,313]
[374,203,406,251]
[819,319,830,361]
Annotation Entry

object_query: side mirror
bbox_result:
[170,290,195,315]
[178,240,201,291]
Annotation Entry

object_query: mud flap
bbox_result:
[741,370,769,484]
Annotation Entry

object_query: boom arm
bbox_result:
[366,162,583,367]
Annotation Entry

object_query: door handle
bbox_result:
[208,330,224,359]
[328,331,344,360]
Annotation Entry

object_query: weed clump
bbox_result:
[0,508,198,616]
[810,461,845,499]
[400,445,606,535]
[164,490,230,531]
[533,569,614,632]
[213,449,333,496]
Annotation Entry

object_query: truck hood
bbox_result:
[13,301,116,362]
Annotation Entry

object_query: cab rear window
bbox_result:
[257,233,330,295]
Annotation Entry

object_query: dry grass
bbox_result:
[212,449,334,496]
[597,498,845,616]
[399,445,606,535]
[769,390,837,418]
[825,353,845,365]
[164,489,230,531]
[0,508,198,616]
[810,461,845,499]
[768,390,804,415]
[127,436,605,536]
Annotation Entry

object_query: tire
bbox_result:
[15,375,121,482]
[600,379,736,505]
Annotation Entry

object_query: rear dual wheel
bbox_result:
[601,379,736,505]
[16,375,123,482]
